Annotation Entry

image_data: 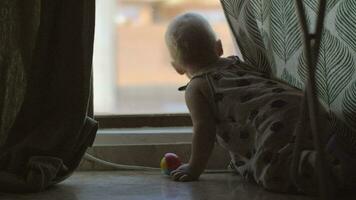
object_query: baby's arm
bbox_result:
[171,78,217,182]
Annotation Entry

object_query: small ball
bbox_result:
[160,153,182,175]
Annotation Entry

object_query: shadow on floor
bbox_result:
[0,171,354,200]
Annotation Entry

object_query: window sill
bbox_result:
[93,127,193,146]
[82,127,231,171]
[94,114,192,128]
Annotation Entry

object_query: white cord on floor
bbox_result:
[83,153,235,173]
[84,153,160,170]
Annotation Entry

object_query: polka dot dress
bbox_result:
[186,56,331,193]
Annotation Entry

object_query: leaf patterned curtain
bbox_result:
[220,0,356,141]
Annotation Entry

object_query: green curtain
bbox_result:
[220,0,356,142]
[0,0,97,192]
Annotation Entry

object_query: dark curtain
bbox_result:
[0,0,97,193]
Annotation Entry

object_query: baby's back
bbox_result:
[191,56,330,188]
[200,57,302,153]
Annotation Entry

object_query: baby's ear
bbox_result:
[171,62,186,75]
[216,39,223,56]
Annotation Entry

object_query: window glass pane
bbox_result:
[93,0,240,115]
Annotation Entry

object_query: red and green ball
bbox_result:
[160,153,182,175]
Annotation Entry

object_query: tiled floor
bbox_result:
[0,171,353,200]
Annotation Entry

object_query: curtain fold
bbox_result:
[0,0,97,192]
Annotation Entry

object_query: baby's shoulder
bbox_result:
[186,75,208,93]
[185,75,212,100]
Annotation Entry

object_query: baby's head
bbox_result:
[165,12,223,77]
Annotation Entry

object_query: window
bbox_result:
[93,0,239,127]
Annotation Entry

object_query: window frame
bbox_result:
[94,113,192,128]
[92,1,235,129]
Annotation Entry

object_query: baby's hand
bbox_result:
[170,164,199,182]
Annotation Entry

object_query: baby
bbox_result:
[165,12,355,194]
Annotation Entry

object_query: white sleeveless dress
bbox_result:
[183,56,332,193]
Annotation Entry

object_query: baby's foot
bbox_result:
[326,134,356,191]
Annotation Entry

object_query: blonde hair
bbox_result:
[165,12,218,67]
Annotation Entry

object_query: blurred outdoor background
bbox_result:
[93,0,239,115]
